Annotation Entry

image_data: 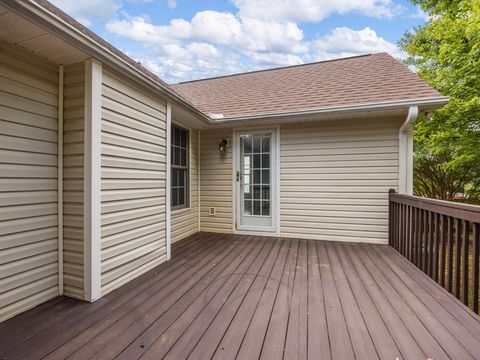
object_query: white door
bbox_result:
[236,130,276,232]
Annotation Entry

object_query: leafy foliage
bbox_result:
[400,0,480,201]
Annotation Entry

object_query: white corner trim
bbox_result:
[57,64,64,296]
[84,58,102,302]
[197,130,201,232]
[399,106,418,195]
[231,128,236,233]
[275,125,280,235]
[166,102,172,259]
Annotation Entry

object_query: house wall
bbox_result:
[199,128,233,233]
[0,41,59,321]
[171,126,199,243]
[279,118,402,244]
[62,62,85,299]
[198,117,402,244]
[100,69,168,295]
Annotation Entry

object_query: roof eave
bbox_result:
[5,0,211,124]
[211,96,449,124]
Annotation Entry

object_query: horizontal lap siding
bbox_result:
[171,128,199,243]
[199,128,233,233]
[280,119,402,244]
[62,63,85,299]
[101,70,167,295]
[0,42,59,321]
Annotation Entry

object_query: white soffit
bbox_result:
[0,4,87,65]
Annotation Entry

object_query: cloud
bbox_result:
[410,7,430,21]
[50,0,120,23]
[107,10,402,82]
[313,27,405,60]
[54,0,403,82]
[233,0,404,22]
[107,11,305,54]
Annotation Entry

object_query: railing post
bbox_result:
[389,189,396,246]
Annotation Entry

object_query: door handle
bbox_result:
[236,171,240,182]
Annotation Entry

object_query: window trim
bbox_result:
[171,124,190,211]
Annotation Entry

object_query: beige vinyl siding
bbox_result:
[199,128,233,233]
[100,70,167,295]
[280,118,402,244]
[171,127,199,243]
[62,62,85,299]
[0,41,59,321]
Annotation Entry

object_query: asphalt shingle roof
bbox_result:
[171,53,442,119]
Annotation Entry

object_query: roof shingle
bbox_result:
[171,53,442,119]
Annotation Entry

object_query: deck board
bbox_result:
[1,232,480,360]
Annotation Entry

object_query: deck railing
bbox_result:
[389,189,480,314]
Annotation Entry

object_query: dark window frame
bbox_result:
[171,124,189,211]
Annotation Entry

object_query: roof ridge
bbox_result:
[173,53,380,85]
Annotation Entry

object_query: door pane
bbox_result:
[253,138,261,153]
[262,170,269,184]
[261,154,269,168]
[253,170,261,184]
[262,137,270,152]
[262,201,270,216]
[253,154,261,169]
[244,200,252,215]
[253,185,261,200]
[262,186,270,200]
[244,137,252,153]
[253,201,261,215]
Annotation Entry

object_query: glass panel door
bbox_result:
[238,132,274,230]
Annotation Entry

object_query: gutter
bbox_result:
[398,105,419,195]
[212,96,448,124]
[400,105,419,133]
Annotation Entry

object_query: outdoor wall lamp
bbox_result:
[219,138,229,155]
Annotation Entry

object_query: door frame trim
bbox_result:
[232,125,280,235]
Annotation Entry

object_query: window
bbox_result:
[171,125,189,210]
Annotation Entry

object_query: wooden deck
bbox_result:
[2,232,480,360]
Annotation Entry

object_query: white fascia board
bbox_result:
[213,97,449,124]
[84,58,102,302]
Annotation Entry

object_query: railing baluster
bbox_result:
[433,213,439,282]
[473,223,479,314]
[395,204,400,250]
[446,216,453,292]
[410,206,414,261]
[412,207,417,266]
[462,220,470,306]
[455,218,462,299]
[439,215,447,287]
[429,211,435,278]
[406,205,412,261]
[418,209,423,270]
[400,204,405,256]
[422,210,430,274]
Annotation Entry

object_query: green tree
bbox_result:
[400,0,480,202]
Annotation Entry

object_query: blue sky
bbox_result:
[51,0,427,83]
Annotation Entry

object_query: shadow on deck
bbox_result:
[1,232,480,359]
